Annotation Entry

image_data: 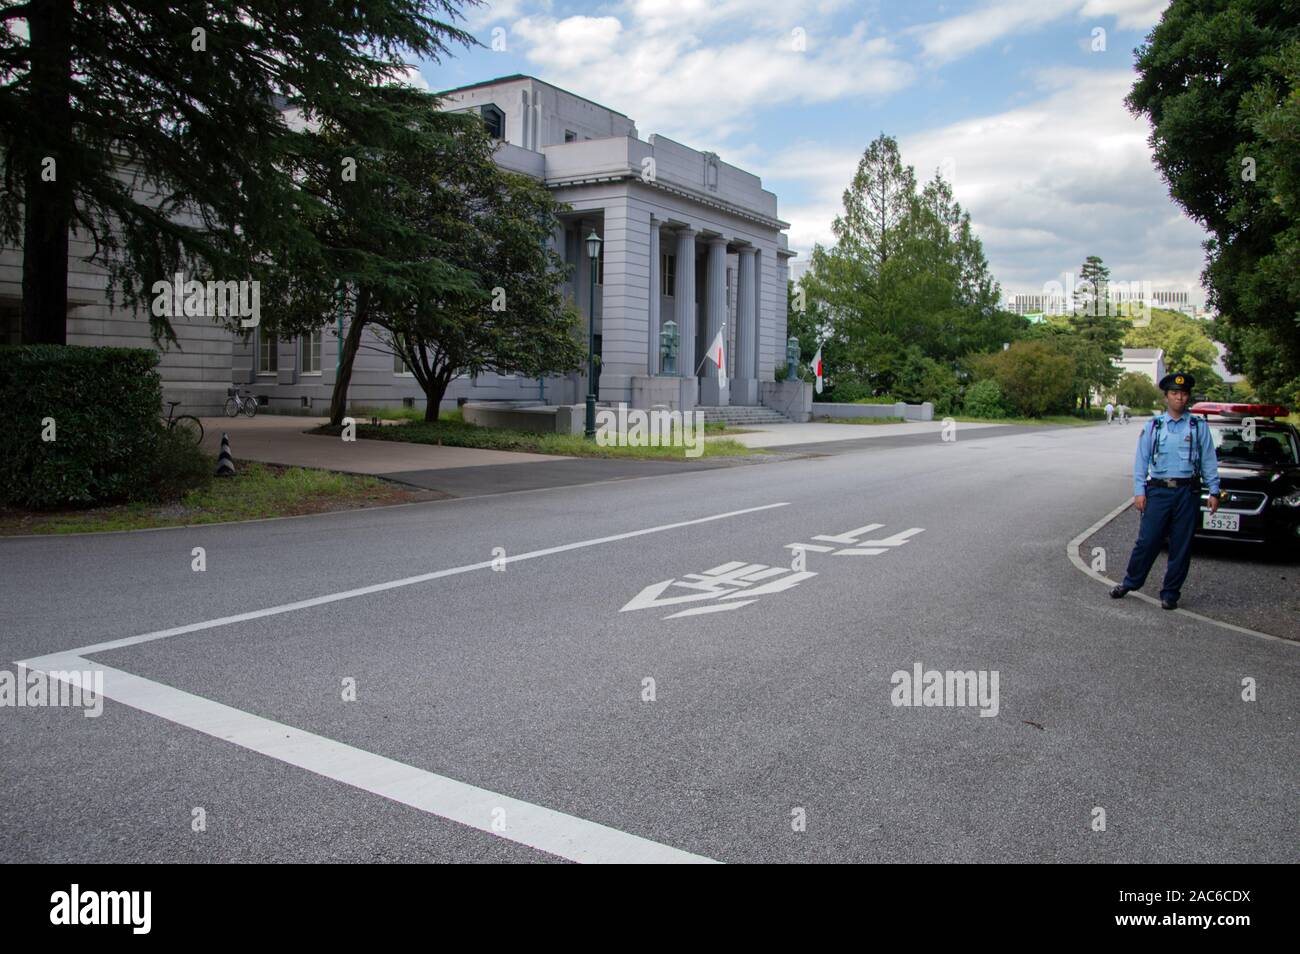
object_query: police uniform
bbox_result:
[1111,372,1220,609]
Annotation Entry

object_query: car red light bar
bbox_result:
[1189,401,1289,418]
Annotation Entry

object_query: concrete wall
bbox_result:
[440,77,637,151]
[813,401,935,422]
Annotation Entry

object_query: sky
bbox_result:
[410,0,1206,306]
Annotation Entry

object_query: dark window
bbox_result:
[661,253,676,296]
[564,129,577,143]
[481,104,505,140]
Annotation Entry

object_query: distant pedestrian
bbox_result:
[1105,401,1115,424]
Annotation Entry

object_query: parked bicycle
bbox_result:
[162,401,204,444]
[225,387,258,418]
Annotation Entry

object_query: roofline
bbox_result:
[433,74,632,120]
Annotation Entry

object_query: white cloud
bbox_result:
[771,67,1208,303]
[510,14,912,146]
[391,64,432,91]
[912,0,1167,65]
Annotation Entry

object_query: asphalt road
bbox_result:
[1,420,1295,863]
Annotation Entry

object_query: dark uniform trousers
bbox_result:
[1121,484,1199,602]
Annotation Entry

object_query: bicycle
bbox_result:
[162,401,204,444]
[224,387,258,418]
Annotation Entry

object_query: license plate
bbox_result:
[1203,511,1239,532]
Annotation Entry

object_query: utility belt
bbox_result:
[1146,477,1199,489]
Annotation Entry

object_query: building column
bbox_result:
[674,228,698,409]
[647,216,660,375]
[733,246,758,405]
[700,235,729,406]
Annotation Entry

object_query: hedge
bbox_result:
[0,345,168,509]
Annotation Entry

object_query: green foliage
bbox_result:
[799,134,1025,400]
[1022,303,1127,409]
[0,345,192,508]
[1115,371,1163,409]
[1077,256,1111,315]
[149,426,213,502]
[1125,308,1222,389]
[970,341,1076,417]
[962,379,1008,418]
[1127,4,1300,403]
[1,0,478,343]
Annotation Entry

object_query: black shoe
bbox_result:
[1110,585,1130,599]
[1161,598,1178,610]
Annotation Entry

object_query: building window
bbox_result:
[661,253,676,296]
[394,349,413,376]
[564,129,577,143]
[480,104,504,140]
[258,325,278,374]
[301,329,322,375]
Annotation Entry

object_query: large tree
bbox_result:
[1076,255,1111,315]
[1127,0,1300,405]
[0,0,477,345]
[800,133,1022,397]
[378,166,586,421]
[257,86,494,425]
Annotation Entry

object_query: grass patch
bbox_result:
[0,461,440,535]
[314,416,759,459]
[350,405,429,422]
[817,415,907,425]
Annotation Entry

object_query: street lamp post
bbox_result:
[585,230,602,439]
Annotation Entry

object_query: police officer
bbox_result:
[1110,373,1221,609]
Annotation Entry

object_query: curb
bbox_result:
[1066,498,1292,646]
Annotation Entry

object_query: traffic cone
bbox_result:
[215,432,236,477]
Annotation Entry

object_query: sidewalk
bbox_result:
[729,419,1007,448]
[198,415,571,474]
[196,415,740,498]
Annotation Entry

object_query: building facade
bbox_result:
[3,74,795,418]
[233,74,797,415]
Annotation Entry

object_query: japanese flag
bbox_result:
[811,345,823,394]
[707,326,727,388]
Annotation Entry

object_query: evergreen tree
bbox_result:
[0,0,477,344]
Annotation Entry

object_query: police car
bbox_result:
[1189,402,1300,550]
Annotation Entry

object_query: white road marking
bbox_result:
[24,504,794,864]
[19,653,718,864]
[70,502,791,656]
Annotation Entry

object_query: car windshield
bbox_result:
[1208,421,1299,466]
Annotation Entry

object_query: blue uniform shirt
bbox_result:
[1133,412,1220,496]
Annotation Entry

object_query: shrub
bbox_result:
[148,426,213,502]
[969,341,1075,417]
[0,344,191,509]
[825,378,870,402]
[1115,371,1161,410]
[962,378,1007,418]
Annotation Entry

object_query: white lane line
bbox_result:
[1066,498,1292,646]
[18,654,718,864]
[69,502,790,657]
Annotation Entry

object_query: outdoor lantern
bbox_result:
[584,230,602,439]
[660,320,679,375]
